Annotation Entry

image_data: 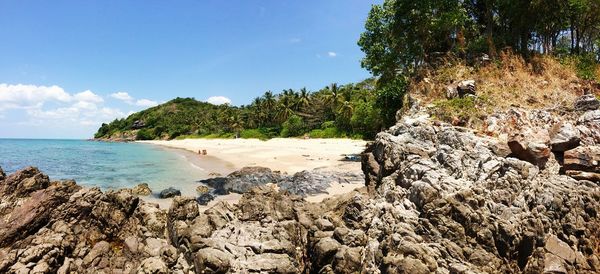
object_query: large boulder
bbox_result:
[0,166,51,197]
[199,166,281,195]
[223,166,281,194]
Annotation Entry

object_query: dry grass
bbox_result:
[409,52,591,128]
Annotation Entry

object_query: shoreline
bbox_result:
[140,137,368,209]
[139,137,368,174]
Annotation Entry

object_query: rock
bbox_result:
[313,238,341,268]
[508,134,551,168]
[564,146,600,180]
[0,167,5,181]
[446,85,459,99]
[574,94,600,111]
[137,257,168,274]
[195,193,215,205]
[222,166,281,194]
[577,110,600,145]
[315,218,335,231]
[457,80,476,97]
[132,183,152,196]
[545,234,576,264]
[159,187,181,199]
[278,169,364,197]
[1,166,50,197]
[194,248,232,273]
[549,123,581,152]
[196,185,209,194]
[82,241,110,266]
[544,253,567,274]
[199,166,280,195]
[565,170,600,182]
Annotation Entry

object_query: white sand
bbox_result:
[140,138,367,174]
[140,138,368,209]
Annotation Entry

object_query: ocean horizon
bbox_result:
[0,138,207,196]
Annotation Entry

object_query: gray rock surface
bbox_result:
[159,187,181,198]
[574,94,600,111]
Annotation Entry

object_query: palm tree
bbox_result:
[324,83,342,118]
[297,87,311,110]
[276,95,295,123]
[263,91,275,110]
[338,100,354,120]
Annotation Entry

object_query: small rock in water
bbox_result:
[132,183,152,196]
[159,187,181,199]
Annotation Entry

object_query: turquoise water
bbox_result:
[0,139,207,194]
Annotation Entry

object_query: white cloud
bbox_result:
[110,92,134,102]
[289,38,302,43]
[111,92,158,108]
[206,96,232,105]
[0,83,134,132]
[74,90,103,103]
[135,99,158,107]
[327,51,337,57]
[0,84,71,108]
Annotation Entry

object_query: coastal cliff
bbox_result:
[1,92,600,273]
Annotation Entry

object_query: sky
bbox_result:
[0,0,381,139]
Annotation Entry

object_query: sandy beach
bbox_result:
[140,138,367,174]
[141,138,368,209]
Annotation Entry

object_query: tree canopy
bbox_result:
[359,0,600,80]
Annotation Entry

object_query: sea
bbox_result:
[0,139,210,197]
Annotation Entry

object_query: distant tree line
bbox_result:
[95,79,393,140]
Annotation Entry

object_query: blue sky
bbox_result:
[0,0,381,138]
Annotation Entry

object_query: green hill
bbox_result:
[94,79,391,141]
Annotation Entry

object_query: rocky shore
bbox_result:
[1,95,600,273]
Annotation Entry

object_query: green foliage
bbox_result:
[309,127,344,138]
[376,77,408,128]
[351,100,381,139]
[574,53,599,80]
[359,0,600,80]
[94,79,382,141]
[280,115,305,137]
[239,129,269,140]
[431,96,490,125]
[136,129,156,140]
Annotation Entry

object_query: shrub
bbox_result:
[136,129,156,140]
[321,121,336,129]
[240,129,269,140]
[376,77,408,127]
[281,115,305,137]
[308,127,345,138]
